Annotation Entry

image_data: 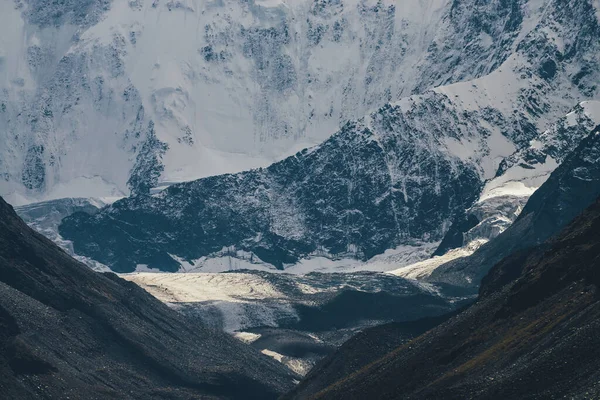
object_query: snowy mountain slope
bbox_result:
[426,101,600,259]
[392,0,600,267]
[0,0,556,204]
[56,95,594,274]
[58,105,484,272]
[484,101,600,202]
[393,101,600,280]
[35,101,600,275]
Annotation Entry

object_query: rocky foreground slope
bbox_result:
[287,195,600,399]
[0,196,296,399]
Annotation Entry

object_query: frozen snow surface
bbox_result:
[0,0,449,202]
[122,268,461,332]
[390,239,488,280]
[158,241,439,274]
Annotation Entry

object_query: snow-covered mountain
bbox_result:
[0,0,569,204]
[56,0,600,273]
[2,0,599,276]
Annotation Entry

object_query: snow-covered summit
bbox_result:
[1,0,551,204]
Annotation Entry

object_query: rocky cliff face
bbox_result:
[57,105,600,274]
[58,106,484,272]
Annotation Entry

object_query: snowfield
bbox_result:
[122,269,462,332]
[1,0,462,204]
[156,241,440,274]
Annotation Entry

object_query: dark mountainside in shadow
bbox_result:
[288,194,600,399]
[283,310,462,399]
[0,196,296,400]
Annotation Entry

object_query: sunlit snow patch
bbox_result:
[390,239,488,280]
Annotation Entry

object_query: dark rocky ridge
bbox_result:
[59,104,483,272]
[288,195,600,400]
[0,196,296,399]
[283,311,462,398]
